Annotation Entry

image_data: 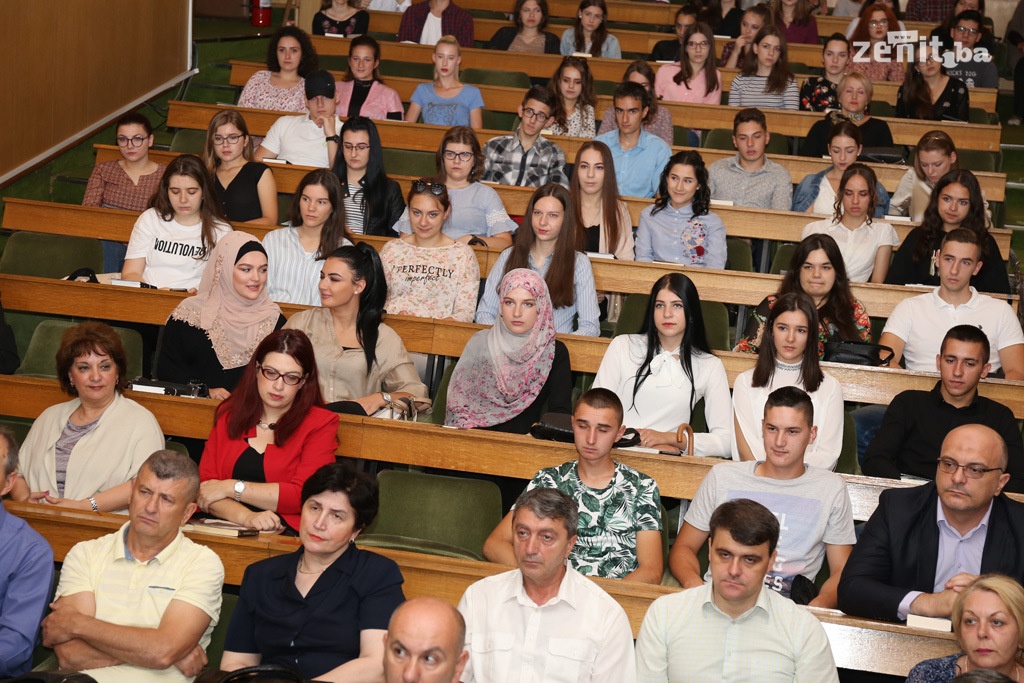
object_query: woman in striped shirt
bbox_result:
[728,25,799,110]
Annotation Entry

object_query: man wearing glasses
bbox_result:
[863,325,1024,492]
[944,10,998,88]
[482,86,568,188]
[838,422,1024,623]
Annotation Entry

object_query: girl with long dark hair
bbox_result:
[636,151,726,268]
[238,25,319,113]
[475,184,600,336]
[332,116,404,236]
[593,273,732,456]
[732,292,844,469]
[559,0,621,58]
[655,23,722,106]
[728,25,798,109]
[735,233,871,356]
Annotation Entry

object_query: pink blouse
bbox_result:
[654,65,723,105]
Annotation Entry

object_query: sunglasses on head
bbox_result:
[412,180,446,195]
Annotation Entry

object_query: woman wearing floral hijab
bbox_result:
[157,231,285,400]
[445,268,571,434]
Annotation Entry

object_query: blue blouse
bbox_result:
[224,544,405,679]
[409,83,484,127]
[635,203,727,269]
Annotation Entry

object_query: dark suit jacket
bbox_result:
[837,482,1024,622]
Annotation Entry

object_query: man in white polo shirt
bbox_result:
[256,70,343,168]
[42,450,224,683]
[879,228,1024,379]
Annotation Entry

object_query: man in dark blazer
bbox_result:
[838,424,1024,623]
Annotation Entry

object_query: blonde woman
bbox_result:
[405,36,484,129]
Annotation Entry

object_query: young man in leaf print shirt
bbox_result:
[482,388,664,583]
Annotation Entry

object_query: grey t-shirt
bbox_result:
[684,460,856,596]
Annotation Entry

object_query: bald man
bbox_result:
[383,597,468,683]
[839,424,1024,623]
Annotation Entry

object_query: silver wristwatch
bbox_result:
[381,391,392,405]
[233,480,246,502]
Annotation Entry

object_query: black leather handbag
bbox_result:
[822,341,895,367]
[530,412,641,448]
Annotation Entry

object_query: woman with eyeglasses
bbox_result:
[264,170,354,306]
[599,60,674,145]
[158,232,286,402]
[202,110,278,226]
[380,179,479,322]
[654,24,722,107]
[896,44,969,122]
[392,126,517,249]
[83,112,166,272]
[847,3,906,82]
[331,117,404,237]
[197,328,338,533]
[285,243,429,416]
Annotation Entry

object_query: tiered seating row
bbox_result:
[6,199,1019,321]
[352,10,997,113]
[307,39,1001,150]
[0,274,1021,420]
[9,502,958,675]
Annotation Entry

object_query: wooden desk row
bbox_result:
[92,143,1011,262]
[9,198,1020,319]
[166,99,1008,206]
[0,272,1021,420]
[8,502,957,676]
[353,11,996,113]
[451,0,939,44]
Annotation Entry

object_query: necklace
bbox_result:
[297,557,328,574]
[774,358,802,373]
[257,420,276,430]
[846,111,866,123]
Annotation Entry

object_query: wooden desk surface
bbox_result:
[8,198,1018,318]
[5,501,959,675]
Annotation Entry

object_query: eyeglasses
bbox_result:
[258,364,305,385]
[443,150,474,162]
[213,133,244,145]
[116,135,148,148]
[954,25,980,35]
[869,18,889,27]
[687,40,709,49]
[412,179,446,195]
[343,142,370,152]
[521,107,550,121]
[936,458,1004,479]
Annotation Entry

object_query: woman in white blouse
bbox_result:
[593,273,731,457]
[731,292,844,470]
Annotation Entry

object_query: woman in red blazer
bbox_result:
[198,328,338,533]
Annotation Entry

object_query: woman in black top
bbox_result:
[486,0,562,54]
[801,71,893,158]
[886,169,1009,293]
[202,110,277,225]
[157,232,285,399]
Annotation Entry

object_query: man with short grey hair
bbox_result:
[0,425,55,678]
[42,449,224,682]
[458,488,636,682]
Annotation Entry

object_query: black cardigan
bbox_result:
[485,26,561,54]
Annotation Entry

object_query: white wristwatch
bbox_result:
[233,480,246,502]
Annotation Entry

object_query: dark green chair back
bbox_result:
[673,125,694,146]
[481,109,519,132]
[430,361,458,425]
[15,319,144,380]
[770,243,797,275]
[380,59,435,80]
[726,237,753,273]
[0,232,103,279]
[766,133,791,156]
[702,128,734,151]
[461,68,531,89]
[205,593,239,671]
[169,129,207,154]
[956,148,997,173]
[613,293,649,336]
[360,470,502,560]
[382,148,437,178]
[701,301,731,351]
[836,411,861,475]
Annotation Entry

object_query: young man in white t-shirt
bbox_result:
[668,386,855,608]
[255,70,343,168]
[879,228,1024,379]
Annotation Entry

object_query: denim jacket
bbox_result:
[791,167,891,217]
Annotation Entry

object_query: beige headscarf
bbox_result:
[169,231,281,369]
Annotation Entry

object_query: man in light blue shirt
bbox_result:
[0,426,54,678]
[594,82,671,199]
[636,498,839,682]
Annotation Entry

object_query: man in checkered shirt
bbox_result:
[482,86,568,188]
